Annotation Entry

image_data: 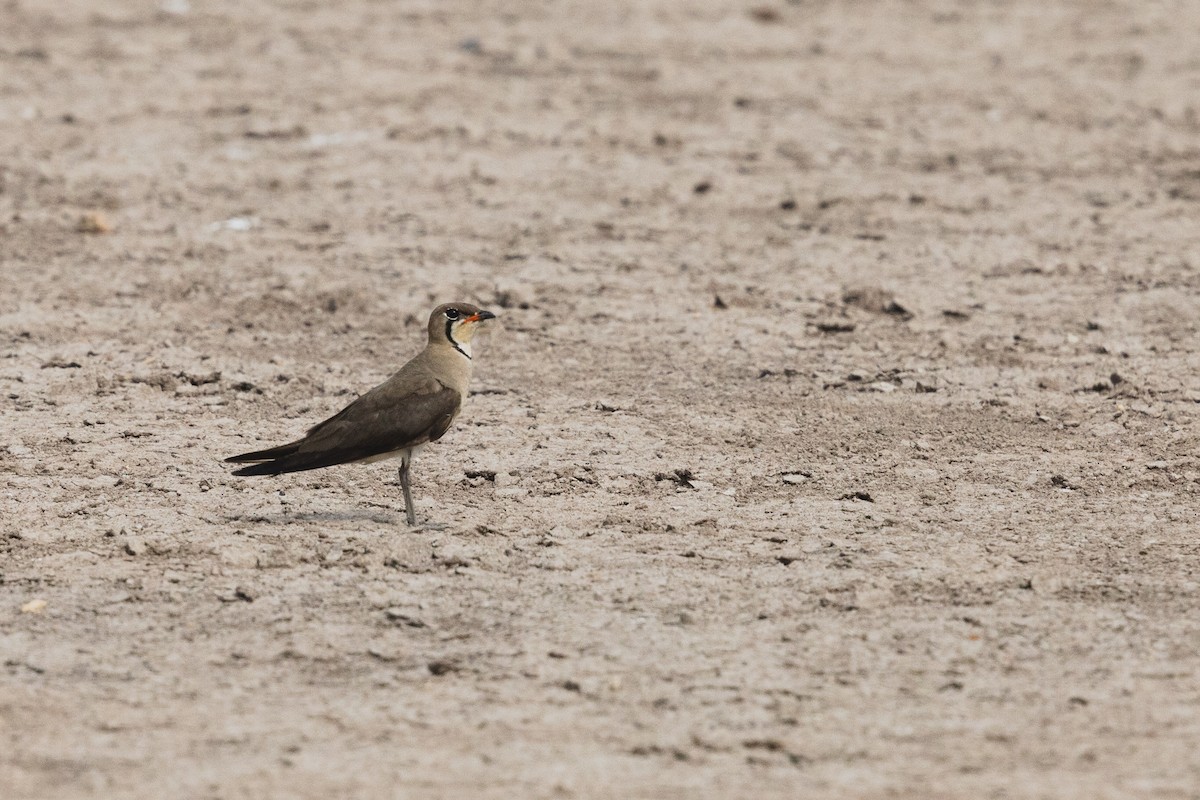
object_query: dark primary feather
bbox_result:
[225,441,301,464]
[226,381,460,476]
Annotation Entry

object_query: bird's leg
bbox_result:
[398,457,416,527]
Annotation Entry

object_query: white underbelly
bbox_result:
[359,444,424,465]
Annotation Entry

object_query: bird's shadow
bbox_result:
[223,508,403,526]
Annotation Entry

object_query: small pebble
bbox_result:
[20,598,47,614]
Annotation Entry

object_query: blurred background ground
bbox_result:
[2,1,1200,797]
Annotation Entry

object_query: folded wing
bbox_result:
[226,379,460,476]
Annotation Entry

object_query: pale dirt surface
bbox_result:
[2,1,1200,797]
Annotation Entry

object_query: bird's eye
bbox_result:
[445,308,460,320]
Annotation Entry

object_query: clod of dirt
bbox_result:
[490,287,532,309]
[131,372,176,391]
[742,738,808,766]
[144,538,176,556]
[181,371,221,386]
[630,745,690,761]
[384,609,426,628]
[20,598,47,614]
[839,491,874,502]
[256,546,294,569]
[77,211,111,234]
[123,537,147,556]
[815,320,856,333]
[748,6,782,23]
[216,586,254,602]
[244,124,307,140]
[781,473,810,485]
[843,286,912,319]
[655,468,696,488]
[1049,475,1077,490]
[367,646,401,662]
[742,738,783,752]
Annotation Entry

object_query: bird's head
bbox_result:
[428,302,496,356]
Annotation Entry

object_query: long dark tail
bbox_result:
[226,442,357,476]
[230,460,291,477]
[226,442,299,463]
[226,442,302,476]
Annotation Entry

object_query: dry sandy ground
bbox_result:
[3,1,1200,797]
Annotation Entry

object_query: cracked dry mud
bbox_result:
[3,1,1200,798]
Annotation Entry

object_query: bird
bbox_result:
[226,302,497,527]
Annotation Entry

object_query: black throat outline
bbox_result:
[445,318,471,360]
